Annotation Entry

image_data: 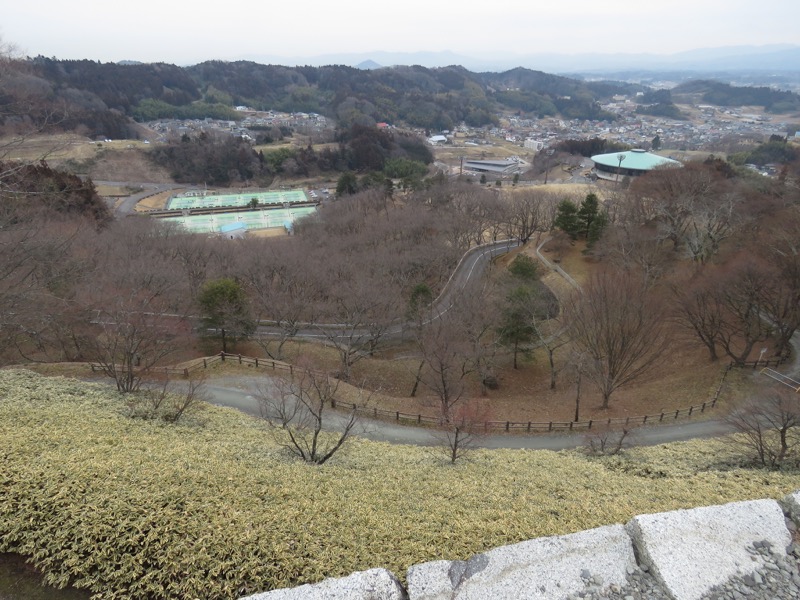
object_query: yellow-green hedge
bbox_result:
[1,369,799,599]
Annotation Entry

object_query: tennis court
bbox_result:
[167,190,309,211]
[159,206,317,234]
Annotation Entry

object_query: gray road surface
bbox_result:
[202,375,737,452]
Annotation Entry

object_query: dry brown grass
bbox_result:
[0,134,96,162]
[88,147,171,182]
[134,190,175,211]
[201,325,743,424]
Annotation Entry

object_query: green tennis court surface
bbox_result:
[167,190,309,210]
[159,206,317,234]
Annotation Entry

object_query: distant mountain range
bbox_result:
[234,45,800,75]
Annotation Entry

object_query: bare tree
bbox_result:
[502,188,550,243]
[127,373,208,423]
[714,260,774,364]
[759,208,800,357]
[433,399,491,464]
[449,184,497,246]
[163,229,226,301]
[683,192,741,264]
[315,275,402,381]
[595,222,671,288]
[455,288,500,395]
[726,388,800,468]
[417,315,472,422]
[674,257,784,364]
[83,221,189,392]
[629,164,716,251]
[256,366,360,465]
[244,249,319,361]
[566,270,670,408]
[584,426,636,456]
[673,282,725,361]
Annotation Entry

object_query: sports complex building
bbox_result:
[148,190,318,236]
[590,149,682,181]
[463,158,523,176]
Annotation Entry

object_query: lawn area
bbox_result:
[1,369,798,599]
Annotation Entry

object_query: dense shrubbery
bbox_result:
[0,161,111,224]
[1,370,800,599]
[635,103,687,120]
[673,80,800,113]
[148,132,271,186]
[553,137,629,157]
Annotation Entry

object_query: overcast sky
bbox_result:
[4,0,799,65]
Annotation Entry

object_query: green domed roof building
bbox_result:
[591,149,682,181]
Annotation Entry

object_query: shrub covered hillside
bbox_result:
[2,370,800,599]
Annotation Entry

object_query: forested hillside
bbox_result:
[3,58,624,134]
[672,80,800,113]
[5,56,800,138]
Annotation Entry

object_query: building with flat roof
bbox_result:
[591,149,681,181]
[463,159,522,175]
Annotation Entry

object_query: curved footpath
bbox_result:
[203,236,775,451]
[203,376,735,451]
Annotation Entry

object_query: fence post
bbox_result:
[569,421,573,431]
[674,409,680,419]
[396,411,399,421]
[607,418,611,426]
[548,421,553,431]
[238,354,242,364]
[374,407,378,418]
[660,411,664,422]
[220,351,225,362]
[290,365,293,376]
[505,421,510,432]
[183,368,189,378]
[203,359,207,369]
[527,422,531,433]
[255,358,259,368]
[588,419,593,429]
[331,398,336,408]
[418,414,421,424]
[689,406,694,416]
[701,402,706,412]
[642,415,647,424]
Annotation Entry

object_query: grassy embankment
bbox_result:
[1,369,798,599]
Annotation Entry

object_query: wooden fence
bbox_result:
[329,364,732,433]
[89,352,298,378]
[177,352,731,432]
[729,355,790,370]
[91,348,793,433]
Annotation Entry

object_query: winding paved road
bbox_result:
[254,238,521,340]
[107,184,799,451]
[95,180,187,216]
[201,375,735,451]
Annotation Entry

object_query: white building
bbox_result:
[524,139,545,151]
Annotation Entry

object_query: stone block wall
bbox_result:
[242,492,800,600]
